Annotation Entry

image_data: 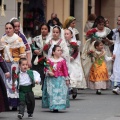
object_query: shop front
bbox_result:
[17,0,46,37]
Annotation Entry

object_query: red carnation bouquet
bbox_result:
[38,56,45,64]
[69,42,78,49]
[86,28,98,39]
[69,42,78,56]
[12,67,18,92]
[43,44,50,54]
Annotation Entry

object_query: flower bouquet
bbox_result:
[86,28,98,40]
[69,42,78,56]
[43,44,50,54]
[12,67,18,92]
[69,42,78,49]
[44,59,54,72]
[38,56,45,64]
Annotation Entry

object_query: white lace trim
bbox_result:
[49,57,64,62]
[96,27,111,38]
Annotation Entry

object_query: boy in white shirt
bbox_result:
[17,58,41,119]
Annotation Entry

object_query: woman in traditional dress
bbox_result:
[64,29,86,99]
[31,23,50,96]
[0,22,26,110]
[42,45,70,111]
[82,16,113,87]
[63,16,80,41]
[10,18,32,68]
[0,55,10,112]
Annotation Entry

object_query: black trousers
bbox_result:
[19,91,35,116]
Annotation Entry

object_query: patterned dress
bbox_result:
[31,35,47,97]
[82,27,112,87]
[0,33,26,108]
[67,41,86,89]
[42,57,70,110]
[89,50,112,89]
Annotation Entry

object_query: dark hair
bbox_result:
[53,25,61,33]
[19,58,27,65]
[94,41,103,48]
[11,19,20,25]
[5,22,15,28]
[40,23,50,33]
[52,45,61,56]
[88,14,96,21]
[52,17,62,27]
[92,16,105,28]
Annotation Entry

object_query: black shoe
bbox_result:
[12,107,17,111]
[53,109,58,112]
[96,90,101,95]
[28,114,33,118]
[72,92,77,99]
[18,114,23,119]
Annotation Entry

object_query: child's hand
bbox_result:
[5,72,10,78]
[35,80,39,84]
[34,50,41,55]
[48,71,54,76]
[70,57,74,62]
[112,54,116,60]
[66,80,70,86]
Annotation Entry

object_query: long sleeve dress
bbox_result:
[67,41,86,89]
[0,55,9,112]
[0,33,26,109]
[82,27,112,87]
[110,28,120,87]
[31,35,47,97]
[42,57,70,110]
[89,50,112,89]
[46,38,70,72]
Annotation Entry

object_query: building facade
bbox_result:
[0,0,120,43]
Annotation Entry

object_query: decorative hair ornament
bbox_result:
[63,16,76,29]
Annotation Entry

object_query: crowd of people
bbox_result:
[0,13,120,119]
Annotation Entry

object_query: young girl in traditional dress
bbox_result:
[89,41,114,94]
[10,18,32,68]
[31,23,50,91]
[45,25,69,62]
[64,29,86,99]
[42,45,70,111]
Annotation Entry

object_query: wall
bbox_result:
[46,0,70,24]
[101,0,115,29]
[0,0,17,37]
[114,0,120,27]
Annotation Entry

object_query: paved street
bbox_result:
[0,89,120,120]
